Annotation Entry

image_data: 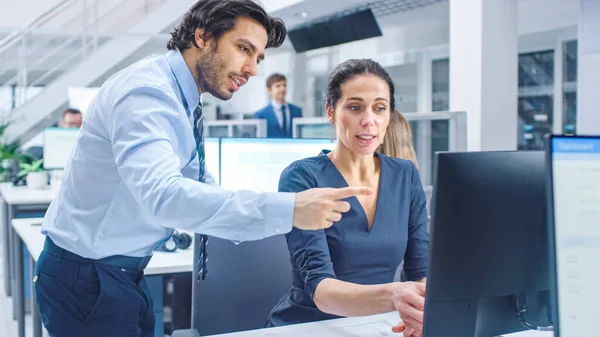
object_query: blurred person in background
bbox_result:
[60,108,83,128]
[377,110,418,169]
[254,73,302,138]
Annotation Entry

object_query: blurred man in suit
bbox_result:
[254,73,302,138]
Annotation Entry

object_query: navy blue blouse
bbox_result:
[265,151,429,327]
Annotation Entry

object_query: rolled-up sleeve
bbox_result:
[404,164,430,281]
[108,85,294,241]
[279,162,336,299]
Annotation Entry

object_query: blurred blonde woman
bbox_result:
[377,110,419,169]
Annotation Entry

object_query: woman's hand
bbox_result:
[392,323,420,337]
[389,281,426,336]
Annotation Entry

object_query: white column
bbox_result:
[291,52,309,115]
[449,0,518,151]
[416,51,433,185]
[577,0,600,134]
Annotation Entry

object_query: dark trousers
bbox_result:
[34,237,155,337]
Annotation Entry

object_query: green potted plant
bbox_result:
[18,159,48,189]
[0,121,22,183]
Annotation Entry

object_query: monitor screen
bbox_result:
[43,128,80,170]
[550,136,600,336]
[220,138,334,192]
[204,138,220,185]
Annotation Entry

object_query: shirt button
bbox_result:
[275,228,281,234]
[32,275,38,283]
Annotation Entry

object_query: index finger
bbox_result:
[331,186,374,200]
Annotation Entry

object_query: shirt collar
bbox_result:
[271,100,286,110]
[166,49,200,114]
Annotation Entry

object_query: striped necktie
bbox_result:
[193,103,208,282]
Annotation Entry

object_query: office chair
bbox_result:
[173,235,292,336]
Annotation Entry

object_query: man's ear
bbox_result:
[193,28,207,49]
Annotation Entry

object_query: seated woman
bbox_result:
[266,59,429,336]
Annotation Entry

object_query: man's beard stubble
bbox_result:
[195,50,232,101]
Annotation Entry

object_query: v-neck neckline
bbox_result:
[321,151,384,234]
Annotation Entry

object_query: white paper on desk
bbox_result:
[504,330,554,337]
[265,320,398,337]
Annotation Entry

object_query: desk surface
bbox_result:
[0,183,56,205]
[11,218,193,275]
[206,312,553,337]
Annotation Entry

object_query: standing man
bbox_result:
[33,1,372,336]
[254,73,302,138]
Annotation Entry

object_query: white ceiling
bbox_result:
[270,0,371,29]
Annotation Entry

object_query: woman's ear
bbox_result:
[326,103,335,124]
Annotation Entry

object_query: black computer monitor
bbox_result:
[423,151,552,337]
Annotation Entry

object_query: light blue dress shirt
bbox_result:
[42,49,295,259]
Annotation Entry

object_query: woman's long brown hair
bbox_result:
[377,110,419,169]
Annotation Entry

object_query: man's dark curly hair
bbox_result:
[167,0,287,51]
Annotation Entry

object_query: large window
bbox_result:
[517,50,554,150]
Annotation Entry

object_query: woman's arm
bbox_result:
[314,278,426,334]
[313,279,395,316]
[404,164,430,281]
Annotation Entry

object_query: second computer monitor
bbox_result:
[220,138,334,192]
[424,151,551,337]
[43,127,80,170]
[547,135,600,337]
[204,138,220,184]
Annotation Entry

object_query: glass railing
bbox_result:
[205,119,268,138]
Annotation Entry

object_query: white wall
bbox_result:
[334,2,450,63]
[577,0,600,134]
[338,0,579,57]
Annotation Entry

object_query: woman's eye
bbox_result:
[375,107,387,113]
[349,106,360,111]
